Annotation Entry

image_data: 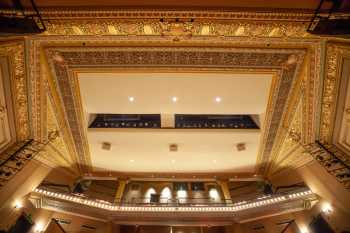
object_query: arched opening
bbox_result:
[144,187,157,203]
[160,186,172,203]
[209,188,221,202]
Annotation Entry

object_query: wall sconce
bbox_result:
[14,200,23,209]
[209,188,219,200]
[321,202,333,214]
[300,226,309,233]
[34,222,44,233]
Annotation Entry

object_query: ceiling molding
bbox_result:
[320,42,350,144]
[1,9,317,21]
[0,40,30,141]
[41,45,305,175]
[25,14,322,176]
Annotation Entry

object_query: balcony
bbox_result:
[30,187,317,224]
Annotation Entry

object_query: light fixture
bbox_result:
[300,226,309,233]
[128,96,135,102]
[129,159,135,163]
[177,190,187,198]
[169,144,178,152]
[236,142,246,151]
[215,97,222,102]
[209,188,219,200]
[101,142,111,151]
[171,159,176,163]
[321,202,333,214]
[213,159,217,163]
[14,200,23,209]
[34,222,44,233]
[172,96,178,102]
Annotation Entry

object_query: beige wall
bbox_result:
[270,161,350,211]
[45,220,65,233]
[0,160,51,230]
[293,201,350,233]
[50,211,109,233]
[269,160,350,232]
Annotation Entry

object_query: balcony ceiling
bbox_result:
[79,72,272,115]
[88,129,260,173]
[79,72,271,174]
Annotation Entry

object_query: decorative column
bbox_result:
[114,179,127,204]
[217,180,232,204]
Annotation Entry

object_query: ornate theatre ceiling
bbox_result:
[1,8,349,180]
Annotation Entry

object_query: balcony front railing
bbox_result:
[33,187,315,213]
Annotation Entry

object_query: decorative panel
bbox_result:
[0,59,14,152]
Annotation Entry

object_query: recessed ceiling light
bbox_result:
[171,159,176,163]
[172,96,178,102]
[215,97,222,102]
[128,96,135,102]
[129,159,135,163]
[213,159,217,163]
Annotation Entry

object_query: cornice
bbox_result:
[0,8,316,21]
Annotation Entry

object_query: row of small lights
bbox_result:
[128,96,222,103]
[34,188,313,212]
[129,159,218,163]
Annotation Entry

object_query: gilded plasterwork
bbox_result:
[320,43,350,144]
[0,41,29,141]
[42,19,312,39]
[24,9,315,20]
[41,46,306,174]
[23,10,323,176]
[45,96,78,170]
[268,97,313,176]
[5,9,324,39]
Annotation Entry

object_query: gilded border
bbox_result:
[320,42,350,143]
[42,45,306,175]
[0,41,30,141]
